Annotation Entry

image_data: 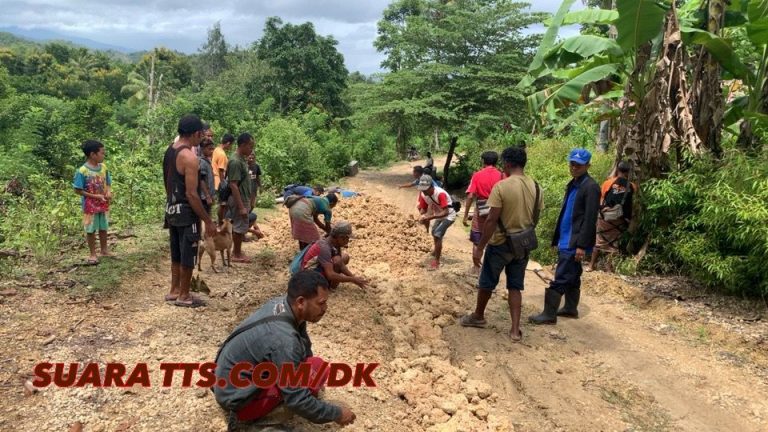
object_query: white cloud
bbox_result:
[1,0,586,74]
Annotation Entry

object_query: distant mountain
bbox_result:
[0,26,135,53]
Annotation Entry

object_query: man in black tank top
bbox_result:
[163,114,216,307]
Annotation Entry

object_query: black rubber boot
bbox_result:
[529,288,562,325]
[557,288,580,318]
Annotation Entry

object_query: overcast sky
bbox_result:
[1,0,583,74]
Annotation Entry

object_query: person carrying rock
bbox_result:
[530,148,600,324]
[459,146,542,342]
[288,192,338,250]
[295,221,369,289]
[416,174,456,270]
[214,270,356,429]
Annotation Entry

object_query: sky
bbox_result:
[0,0,583,74]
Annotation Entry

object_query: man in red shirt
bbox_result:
[463,151,503,274]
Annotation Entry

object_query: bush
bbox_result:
[640,151,768,296]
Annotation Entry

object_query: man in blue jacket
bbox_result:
[530,149,600,325]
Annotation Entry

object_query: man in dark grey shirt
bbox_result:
[214,271,355,426]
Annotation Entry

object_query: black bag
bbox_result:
[284,195,304,208]
[601,179,630,222]
[451,195,461,212]
[217,178,231,202]
[498,181,541,260]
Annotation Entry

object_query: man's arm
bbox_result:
[575,181,601,260]
[180,151,215,235]
[270,341,345,424]
[74,189,106,201]
[320,261,366,287]
[463,192,476,226]
[229,180,247,218]
[476,207,502,253]
[313,214,330,232]
[200,178,212,205]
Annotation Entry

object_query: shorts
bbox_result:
[226,206,253,234]
[169,224,200,268]
[84,212,109,234]
[431,218,454,239]
[478,243,528,291]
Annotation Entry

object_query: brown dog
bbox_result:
[197,219,233,273]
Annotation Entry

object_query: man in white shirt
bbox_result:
[416,175,456,270]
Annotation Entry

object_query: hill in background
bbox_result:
[0,28,145,63]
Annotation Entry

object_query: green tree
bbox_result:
[197,21,229,82]
[371,0,544,181]
[255,17,349,117]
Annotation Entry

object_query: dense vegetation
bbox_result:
[0,0,766,297]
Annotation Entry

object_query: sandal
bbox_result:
[86,258,99,265]
[427,260,439,271]
[509,329,523,343]
[173,297,207,308]
[164,294,178,302]
[231,256,253,264]
[459,313,487,328]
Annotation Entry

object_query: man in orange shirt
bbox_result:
[588,161,637,272]
[212,133,234,190]
[212,133,234,224]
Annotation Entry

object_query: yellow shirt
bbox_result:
[211,146,229,189]
[486,175,544,246]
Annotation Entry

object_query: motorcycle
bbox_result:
[406,148,420,161]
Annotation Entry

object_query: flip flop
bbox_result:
[459,313,487,328]
[427,260,439,271]
[164,294,178,302]
[173,297,207,308]
[231,256,253,264]
[509,329,523,343]
[86,258,99,265]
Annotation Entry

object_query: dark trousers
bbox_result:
[549,251,582,295]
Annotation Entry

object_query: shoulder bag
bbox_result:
[497,181,541,260]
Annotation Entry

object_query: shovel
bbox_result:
[527,261,553,284]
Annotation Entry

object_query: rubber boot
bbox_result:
[557,288,580,318]
[529,288,562,325]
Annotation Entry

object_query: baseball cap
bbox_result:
[330,221,353,237]
[416,175,433,191]
[568,148,592,165]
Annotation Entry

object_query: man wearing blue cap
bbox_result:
[530,148,600,324]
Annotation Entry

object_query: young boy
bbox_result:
[198,138,215,215]
[73,140,113,264]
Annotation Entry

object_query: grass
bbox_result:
[68,225,167,294]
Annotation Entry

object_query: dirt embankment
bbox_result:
[1,160,767,432]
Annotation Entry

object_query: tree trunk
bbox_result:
[433,127,440,151]
[396,125,405,157]
[597,120,610,152]
[442,136,458,186]
[691,0,725,158]
[147,52,155,114]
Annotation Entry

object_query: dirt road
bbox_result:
[1,160,767,431]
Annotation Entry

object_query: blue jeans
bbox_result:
[549,251,582,295]
[478,243,528,291]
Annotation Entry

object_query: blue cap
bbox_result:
[568,148,592,165]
